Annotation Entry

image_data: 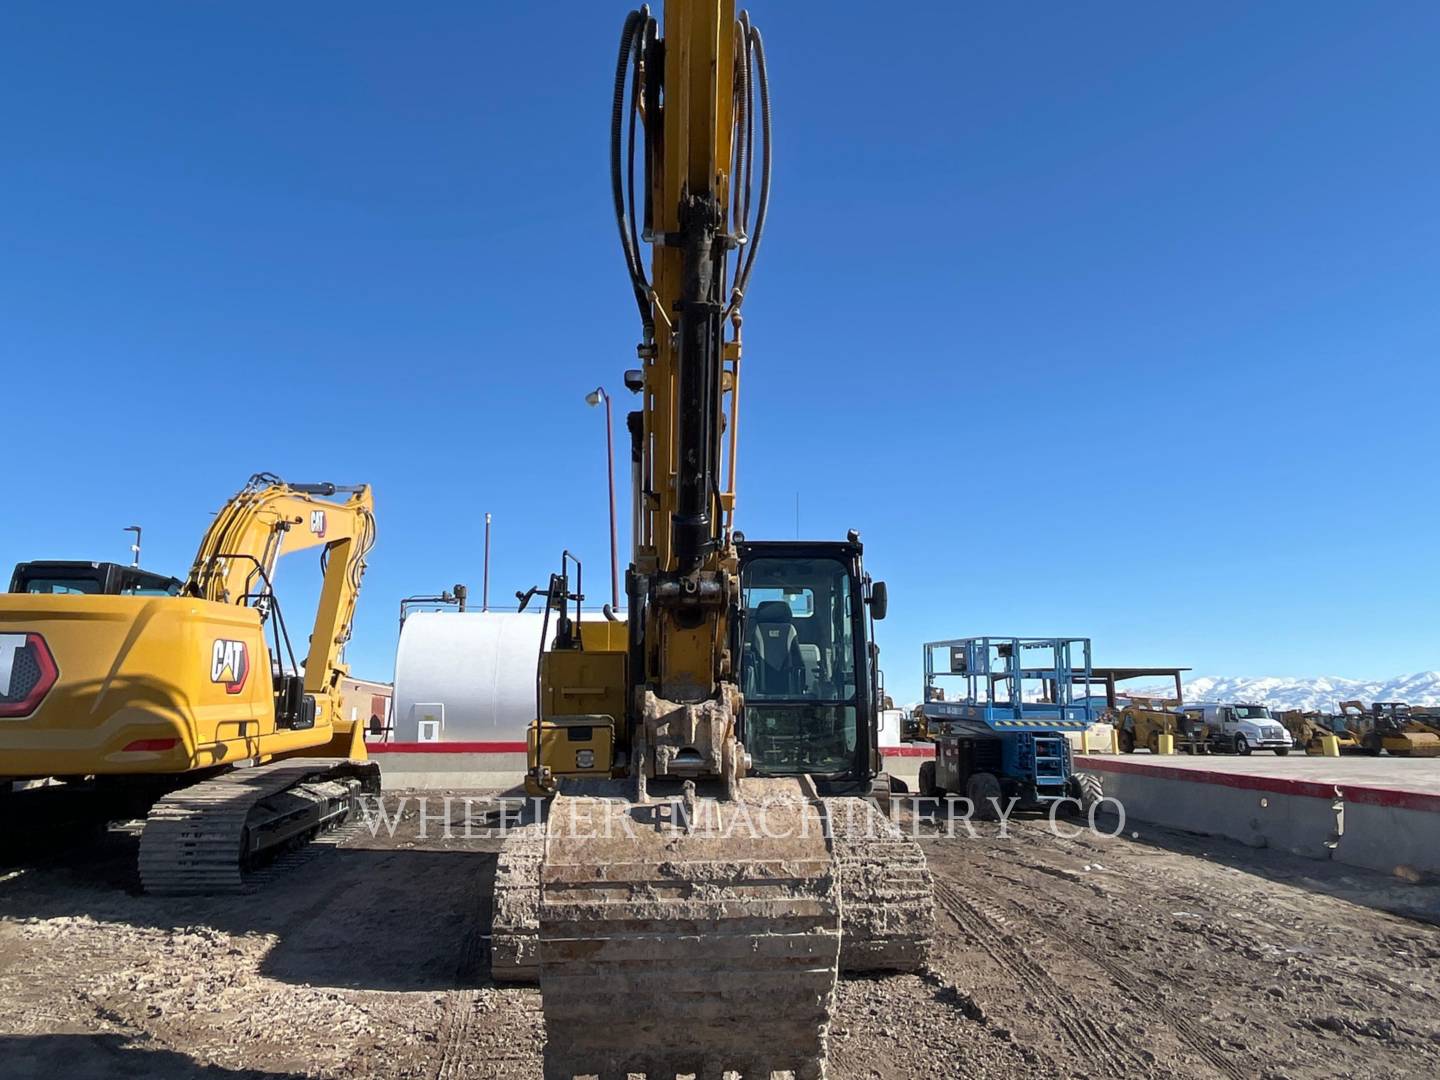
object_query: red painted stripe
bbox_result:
[1336,785,1440,814]
[1084,756,1440,814]
[366,741,527,754]
[368,741,937,758]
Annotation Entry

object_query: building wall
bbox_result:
[341,675,393,734]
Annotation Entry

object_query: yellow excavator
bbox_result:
[0,473,380,892]
[488,5,934,1076]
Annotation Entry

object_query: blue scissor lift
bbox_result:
[918,636,1103,814]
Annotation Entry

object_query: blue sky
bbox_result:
[3,2,1437,702]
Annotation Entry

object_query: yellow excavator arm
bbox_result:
[618,0,771,791]
[523,0,771,794]
[495,11,934,1079]
[185,472,377,700]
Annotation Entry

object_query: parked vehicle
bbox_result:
[1276,709,1359,754]
[1182,702,1291,755]
[918,637,1102,816]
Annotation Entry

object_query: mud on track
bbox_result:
[1,791,1438,1078]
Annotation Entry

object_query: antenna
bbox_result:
[124,525,142,568]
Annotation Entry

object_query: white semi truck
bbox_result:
[1182,702,1292,755]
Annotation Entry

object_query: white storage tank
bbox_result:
[391,611,555,744]
[877,707,906,748]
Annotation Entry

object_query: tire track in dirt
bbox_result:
[1060,932,1249,1080]
[433,989,476,1080]
[933,878,1152,1076]
[999,818,1440,1016]
[952,824,1252,1080]
[433,881,490,1080]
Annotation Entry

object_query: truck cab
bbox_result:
[1185,702,1291,756]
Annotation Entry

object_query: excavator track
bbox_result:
[829,796,934,972]
[534,777,840,1080]
[138,757,380,895]
[491,794,934,987]
[491,819,545,981]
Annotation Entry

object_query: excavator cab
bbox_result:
[9,560,182,597]
[736,537,885,788]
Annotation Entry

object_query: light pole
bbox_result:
[483,512,491,612]
[586,386,620,611]
[124,525,142,568]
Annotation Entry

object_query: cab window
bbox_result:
[23,578,101,595]
[119,571,181,596]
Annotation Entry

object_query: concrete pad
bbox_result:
[881,745,933,791]
[1088,750,1440,797]
[1092,759,1343,861]
[368,743,940,793]
[368,748,526,791]
[1083,754,1440,878]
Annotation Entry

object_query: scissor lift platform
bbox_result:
[919,637,1099,811]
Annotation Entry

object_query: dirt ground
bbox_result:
[2,789,1439,1079]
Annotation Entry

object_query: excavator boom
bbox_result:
[492,6,935,1077]
[185,472,377,706]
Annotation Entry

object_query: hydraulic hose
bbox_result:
[612,8,654,336]
[728,17,771,318]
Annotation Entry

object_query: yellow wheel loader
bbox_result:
[904,700,932,741]
[1338,699,1371,743]
[1338,700,1440,757]
[486,6,935,1076]
[0,473,380,892]
[1276,709,1359,754]
[1369,702,1440,757]
[1089,667,1207,754]
[1116,696,1209,755]
[1408,706,1440,739]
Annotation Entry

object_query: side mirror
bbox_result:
[869,581,888,621]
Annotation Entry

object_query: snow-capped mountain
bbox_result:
[900,673,1440,714]
[1151,672,1440,712]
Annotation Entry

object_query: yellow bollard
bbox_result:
[1110,728,1120,755]
[1157,733,1175,755]
[1319,734,1339,757]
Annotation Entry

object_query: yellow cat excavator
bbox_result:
[0,473,380,891]
[488,4,934,1077]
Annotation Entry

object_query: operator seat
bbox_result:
[746,600,806,696]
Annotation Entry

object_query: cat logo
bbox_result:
[211,639,250,695]
[309,510,327,538]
